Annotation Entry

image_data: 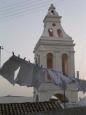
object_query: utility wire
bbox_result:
[0,0,51,11]
[0,0,36,9]
[0,46,3,67]
[0,0,51,16]
[0,1,51,19]
[0,6,47,19]
[0,0,65,19]
[2,46,30,59]
[0,0,39,10]
[2,48,12,55]
[0,3,49,16]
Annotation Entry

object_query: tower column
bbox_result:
[69,51,75,76]
[39,51,46,67]
[55,51,62,72]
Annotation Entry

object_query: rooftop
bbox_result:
[0,101,62,115]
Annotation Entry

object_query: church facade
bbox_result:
[33,4,78,103]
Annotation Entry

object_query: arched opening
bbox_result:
[47,53,53,81]
[57,29,63,37]
[52,23,56,27]
[47,53,53,68]
[62,54,68,76]
[51,10,54,15]
[48,28,53,37]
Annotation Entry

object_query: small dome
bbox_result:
[47,4,60,17]
[48,4,55,10]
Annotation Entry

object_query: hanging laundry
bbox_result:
[0,55,20,84]
[0,54,46,87]
[48,69,63,87]
[32,65,46,88]
[48,69,75,89]
[15,61,35,86]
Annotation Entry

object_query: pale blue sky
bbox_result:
[0,0,86,96]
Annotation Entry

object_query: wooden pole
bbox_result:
[0,46,3,67]
[0,46,1,67]
[63,88,65,108]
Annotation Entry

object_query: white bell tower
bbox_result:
[33,4,78,103]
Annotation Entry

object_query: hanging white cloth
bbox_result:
[0,55,20,84]
[32,65,46,88]
[0,54,46,87]
[48,69,62,85]
[48,69,75,89]
[15,63,46,88]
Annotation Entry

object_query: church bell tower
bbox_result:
[33,4,77,103]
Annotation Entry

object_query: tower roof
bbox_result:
[48,4,55,10]
[34,4,73,53]
[43,4,61,23]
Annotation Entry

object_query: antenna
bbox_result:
[0,46,3,67]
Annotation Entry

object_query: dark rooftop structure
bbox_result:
[0,101,86,115]
[0,101,62,115]
[78,79,86,91]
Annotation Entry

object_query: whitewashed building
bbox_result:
[33,4,78,103]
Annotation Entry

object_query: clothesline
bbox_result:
[0,55,75,87]
[0,48,86,93]
[0,45,30,60]
[0,54,80,91]
[0,54,45,88]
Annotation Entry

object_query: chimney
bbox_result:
[76,71,79,79]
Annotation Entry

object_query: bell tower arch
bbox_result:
[62,53,68,76]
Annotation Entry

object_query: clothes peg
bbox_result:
[40,65,43,68]
[28,60,30,63]
[24,57,26,60]
[12,52,14,56]
[18,54,20,58]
